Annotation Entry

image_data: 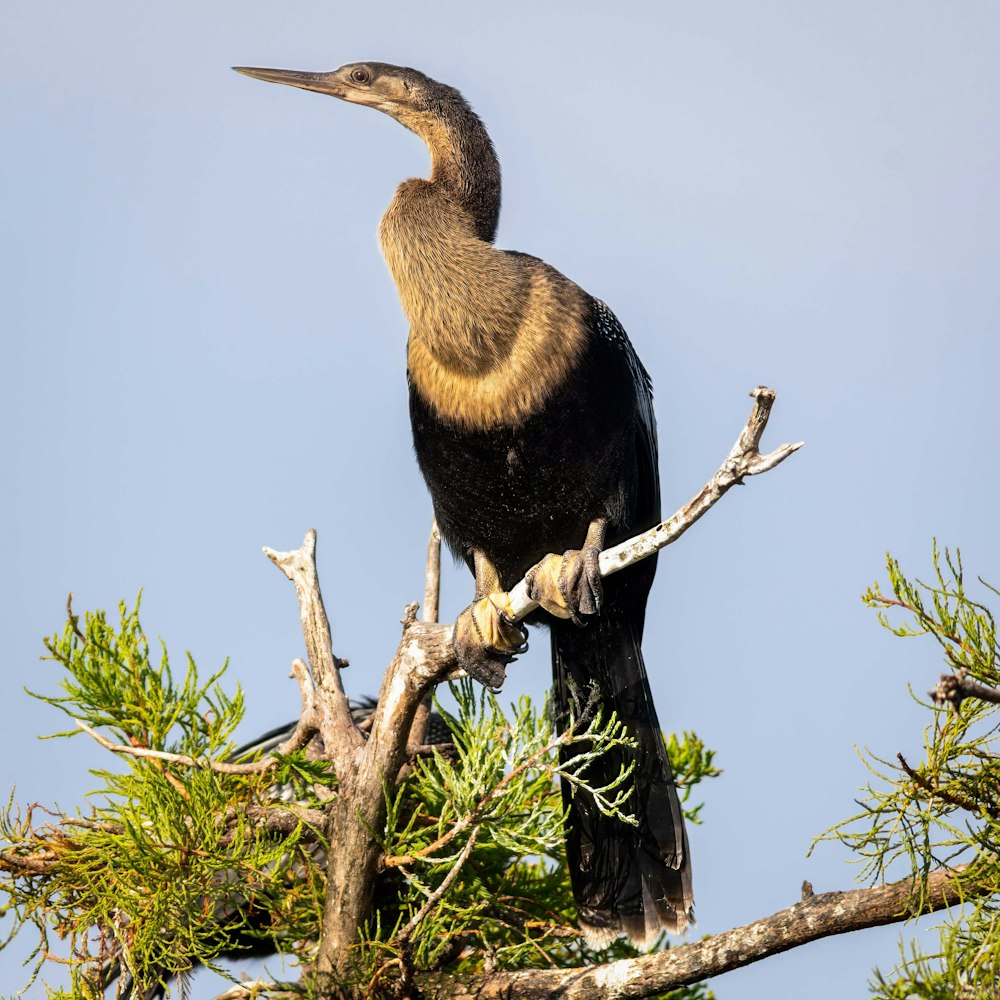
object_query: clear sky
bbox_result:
[3,1,999,995]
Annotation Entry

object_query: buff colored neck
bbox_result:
[379,98,589,429]
[405,97,501,244]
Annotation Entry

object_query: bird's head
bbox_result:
[234,59,499,240]
[233,61,457,132]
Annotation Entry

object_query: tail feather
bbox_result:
[551,580,692,949]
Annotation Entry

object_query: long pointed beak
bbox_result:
[232,66,343,98]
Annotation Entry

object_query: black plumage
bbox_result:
[412,293,691,944]
[410,299,644,585]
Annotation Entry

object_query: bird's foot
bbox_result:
[526,546,603,624]
[453,592,528,691]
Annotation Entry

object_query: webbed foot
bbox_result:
[526,545,603,624]
[453,592,528,691]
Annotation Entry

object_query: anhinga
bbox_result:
[235,61,693,947]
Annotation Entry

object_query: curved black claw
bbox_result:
[453,598,528,692]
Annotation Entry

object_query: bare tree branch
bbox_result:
[241,804,328,837]
[0,849,51,875]
[419,865,987,999]
[211,982,294,1000]
[60,817,124,834]
[423,519,441,625]
[411,520,442,750]
[507,386,803,617]
[264,529,364,766]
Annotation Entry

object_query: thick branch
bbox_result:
[507,386,802,617]
[264,529,363,764]
[420,865,986,999]
[0,849,51,875]
[355,619,454,804]
[315,617,454,982]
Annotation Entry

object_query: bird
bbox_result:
[233,60,693,949]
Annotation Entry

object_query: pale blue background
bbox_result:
[3,1,999,995]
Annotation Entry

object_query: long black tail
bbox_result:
[551,575,692,949]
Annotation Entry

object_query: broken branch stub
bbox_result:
[264,529,364,767]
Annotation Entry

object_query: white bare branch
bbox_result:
[422,518,442,624]
[211,983,293,1000]
[506,385,803,618]
[264,529,364,764]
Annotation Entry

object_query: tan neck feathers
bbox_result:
[379,96,588,430]
[379,182,589,430]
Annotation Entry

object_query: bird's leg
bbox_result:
[453,550,528,691]
[526,517,606,624]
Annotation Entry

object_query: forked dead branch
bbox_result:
[243,385,804,994]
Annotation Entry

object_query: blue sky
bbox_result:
[3,1,1000,995]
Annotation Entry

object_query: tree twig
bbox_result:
[401,827,479,937]
[66,592,87,645]
[506,386,802,618]
[896,753,998,819]
[72,709,317,776]
[423,518,441,625]
[383,724,578,869]
[397,827,479,995]
[411,520,442,750]
[211,983,294,1000]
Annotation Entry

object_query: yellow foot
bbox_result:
[526,547,603,624]
[453,592,528,691]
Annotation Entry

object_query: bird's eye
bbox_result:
[351,68,371,84]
